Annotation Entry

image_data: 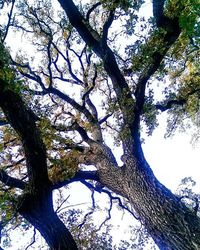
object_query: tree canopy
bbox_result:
[0,0,200,249]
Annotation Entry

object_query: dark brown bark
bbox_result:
[0,80,77,249]
[0,84,49,191]
[18,189,77,250]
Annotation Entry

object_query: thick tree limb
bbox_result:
[152,0,166,27]
[0,83,78,249]
[156,87,200,112]
[86,2,101,21]
[0,169,26,190]
[132,12,181,150]
[18,190,78,250]
[58,0,100,49]
[52,170,100,190]
[102,10,115,46]
[156,99,186,112]
[0,81,50,191]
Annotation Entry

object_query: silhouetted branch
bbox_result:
[78,188,96,228]
[52,170,100,190]
[24,227,36,250]
[96,196,112,231]
[86,2,101,21]
[81,180,139,221]
[49,87,97,124]
[55,195,70,213]
[0,82,50,190]
[0,169,26,189]
[4,158,25,170]
[101,10,115,46]
[99,113,113,124]
[156,99,186,112]
[101,189,140,220]
[2,0,16,42]
[152,0,166,27]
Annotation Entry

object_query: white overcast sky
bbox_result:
[143,114,200,192]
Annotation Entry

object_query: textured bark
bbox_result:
[98,153,200,250]
[72,140,200,249]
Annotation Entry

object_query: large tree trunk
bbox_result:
[98,154,200,250]
[18,189,78,250]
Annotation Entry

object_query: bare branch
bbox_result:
[4,158,25,170]
[49,87,97,124]
[55,195,70,213]
[101,10,115,46]
[78,188,96,228]
[72,121,94,143]
[13,58,99,129]
[51,41,84,85]
[96,196,112,231]
[24,227,36,250]
[99,113,113,124]
[2,0,16,42]
[101,189,140,220]
[86,2,101,21]
[46,40,53,88]
[80,180,139,228]
[12,60,47,92]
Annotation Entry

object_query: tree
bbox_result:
[0,0,200,249]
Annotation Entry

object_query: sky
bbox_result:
[143,113,200,193]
